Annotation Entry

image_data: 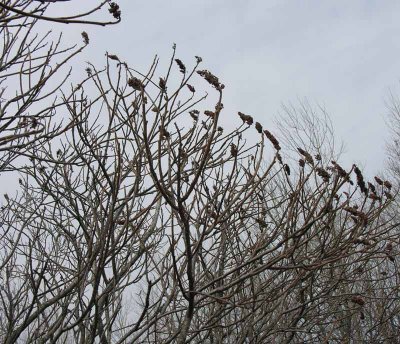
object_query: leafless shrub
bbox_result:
[0,5,398,344]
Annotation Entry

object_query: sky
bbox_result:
[45,0,400,177]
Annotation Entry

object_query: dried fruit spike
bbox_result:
[175,59,186,74]
[230,144,238,157]
[128,77,144,91]
[197,70,224,90]
[264,130,281,150]
[159,78,166,90]
[187,84,195,92]
[297,148,314,165]
[81,31,89,45]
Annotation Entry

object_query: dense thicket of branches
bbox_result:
[0,2,399,343]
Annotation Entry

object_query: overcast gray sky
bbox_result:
[50,0,400,176]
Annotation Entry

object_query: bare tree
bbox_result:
[0,3,398,343]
